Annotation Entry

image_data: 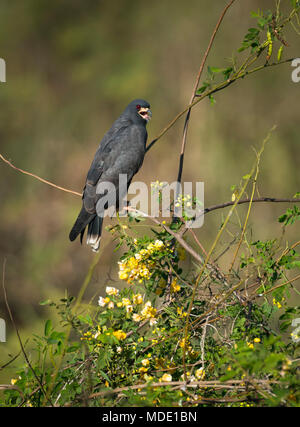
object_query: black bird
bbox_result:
[69,99,151,252]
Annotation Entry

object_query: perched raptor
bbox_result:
[69,99,151,252]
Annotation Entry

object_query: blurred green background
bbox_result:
[0,0,299,381]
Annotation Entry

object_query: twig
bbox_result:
[0,350,22,371]
[260,273,300,296]
[200,315,209,370]
[0,384,25,400]
[67,378,280,404]
[204,197,300,215]
[0,153,82,197]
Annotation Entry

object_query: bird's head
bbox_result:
[125,99,152,123]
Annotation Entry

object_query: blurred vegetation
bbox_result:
[0,0,299,404]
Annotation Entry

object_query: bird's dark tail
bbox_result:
[69,207,95,242]
[86,215,103,252]
[70,207,103,252]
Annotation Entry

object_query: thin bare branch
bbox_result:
[204,196,300,215]
[0,153,82,197]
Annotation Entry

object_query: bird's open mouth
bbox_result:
[138,107,152,122]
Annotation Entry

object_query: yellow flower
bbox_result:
[170,278,181,293]
[140,266,151,278]
[141,301,157,319]
[195,368,205,380]
[154,239,164,249]
[105,286,119,296]
[10,378,18,385]
[117,302,123,308]
[179,337,188,348]
[180,372,191,379]
[147,242,156,253]
[133,294,143,305]
[132,313,142,322]
[128,257,139,270]
[272,297,283,309]
[247,341,254,349]
[159,373,172,382]
[141,359,150,367]
[177,307,187,317]
[113,330,127,340]
[254,337,261,343]
[119,271,129,280]
[126,305,133,313]
[139,366,149,373]
[139,249,148,257]
[122,298,131,306]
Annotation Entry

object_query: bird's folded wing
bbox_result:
[83,124,146,214]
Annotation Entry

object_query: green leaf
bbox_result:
[223,67,233,79]
[78,314,93,326]
[66,343,80,353]
[242,174,251,180]
[39,299,52,306]
[99,370,111,384]
[209,94,216,105]
[44,319,52,337]
[209,67,224,73]
[196,81,210,95]
[278,206,300,225]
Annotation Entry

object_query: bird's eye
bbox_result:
[136,104,141,110]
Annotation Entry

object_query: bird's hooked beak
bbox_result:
[138,107,152,122]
